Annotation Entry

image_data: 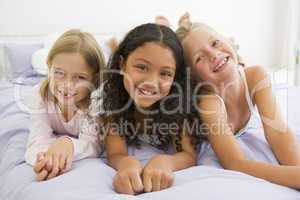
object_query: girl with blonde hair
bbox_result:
[25,29,106,181]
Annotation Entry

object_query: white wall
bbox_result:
[0,0,288,69]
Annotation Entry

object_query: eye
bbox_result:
[78,75,86,80]
[160,70,173,78]
[74,74,88,82]
[135,64,148,72]
[212,40,220,47]
[195,56,202,64]
[54,70,64,78]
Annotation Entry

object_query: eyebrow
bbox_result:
[135,58,175,70]
[53,66,90,77]
[52,67,65,71]
[161,66,175,71]
[77,72,90,77]
[209,35,216,42]
[191,35,217,59]
[135,58,152,64]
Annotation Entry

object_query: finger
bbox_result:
[45,153,53,172]
[36,169,48,181]
[152,173,161,192]
[63,154,73,173]
[113,175,125,194]
[130,173,144,194]
[33,159,47,174]
[120,174,134,195]
[37,152,45,162]
[143,172,152,193]
[160,174,170,190]
[47,154,60,180]
[58,154,67,174]
[167,174,174,187]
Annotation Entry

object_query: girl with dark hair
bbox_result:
[100,23,196,195]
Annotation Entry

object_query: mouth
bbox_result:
[57,89,77,99]
[213,56,230,72]
[136,87,159,97]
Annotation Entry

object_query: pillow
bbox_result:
[0,44,11,81]
[4,43,43,81]
[31,48,50,76]
[30,32,63,76]
[43,32,64,48]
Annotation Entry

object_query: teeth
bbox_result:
[215,57,228,72]
[58,90,76,97]
[139,88,156,96]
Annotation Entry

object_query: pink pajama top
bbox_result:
[25,85,102,166]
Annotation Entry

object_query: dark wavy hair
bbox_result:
[102,23,190,150]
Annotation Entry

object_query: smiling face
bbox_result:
[48,52,94,109]
[121,42,176,109]
[182,27,238,85]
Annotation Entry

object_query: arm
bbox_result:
[148,134,197,172]
[200,94,300,189]
[142,130,197,192]
[106,130,137,170]
[25,97,58,166]
[246,66,300,166]
[172,128,198,168]
[105,129,143,195]
[66,116,102,161]
[43,115,104,180]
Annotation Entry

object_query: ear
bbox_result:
[119,56,125,75]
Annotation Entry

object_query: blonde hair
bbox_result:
[40,29,106,103]
[176,22,243,64]
[176,21,214,42]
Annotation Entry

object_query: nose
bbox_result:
[140,82,157,91]
[206,48,218,63]
[60,76,76,91]
[142,72,159,90]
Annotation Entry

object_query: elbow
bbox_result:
[183,151,197,167]
[189,152,197,166]
[221,158,245,171]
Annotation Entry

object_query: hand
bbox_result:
[33,152,49,181]
[113,156,144,195]
[44,137,74,180]
[143,155,174,192]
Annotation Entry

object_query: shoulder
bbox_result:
[198,94,226,111]
[27,82,48,111]
[198,94,227,122]
[244,65,271,93]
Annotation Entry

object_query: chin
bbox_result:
[135,100,156,110]
[60,100,76,107]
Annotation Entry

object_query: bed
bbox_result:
[1,42,300,200]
